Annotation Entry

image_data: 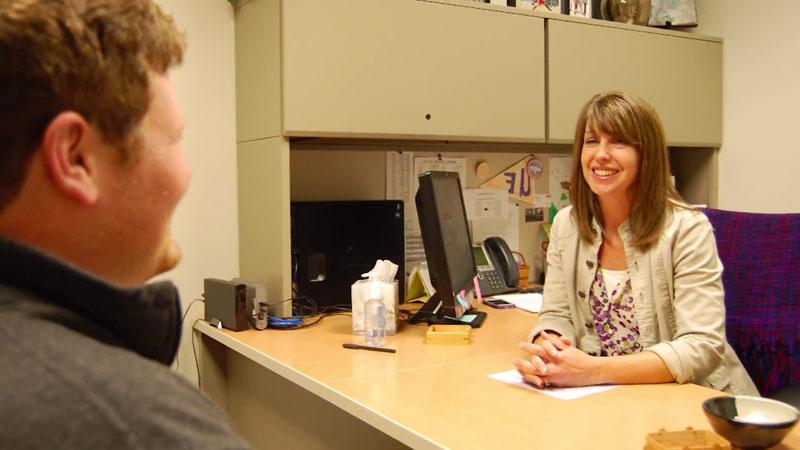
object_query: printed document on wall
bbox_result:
[386,151,423,269]
[413,157,467,192]
[386,151,416,233]
[464,188,519,251]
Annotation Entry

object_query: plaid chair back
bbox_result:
[704,208,800,396]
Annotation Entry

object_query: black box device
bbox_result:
[203,278,253,331]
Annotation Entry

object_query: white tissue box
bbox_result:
[351,280,398,335]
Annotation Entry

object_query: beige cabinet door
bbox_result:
[283,0,545,142]
[548,20,722,146]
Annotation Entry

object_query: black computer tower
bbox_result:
[291,200,405,308]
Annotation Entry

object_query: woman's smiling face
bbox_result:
[580,126,640,207]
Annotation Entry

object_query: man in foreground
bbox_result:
[0,1,250,447]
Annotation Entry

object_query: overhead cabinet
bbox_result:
[281,0,546,142]
[548,20,722,146]
[239,0,721,146]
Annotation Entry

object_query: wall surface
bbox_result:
[156,0,239,385]
[690,0,799,213]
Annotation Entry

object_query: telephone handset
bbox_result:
[473,236,519,297]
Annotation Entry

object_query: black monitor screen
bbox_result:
[415,171,477,319]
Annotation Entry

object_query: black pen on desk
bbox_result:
[342,343,397,353]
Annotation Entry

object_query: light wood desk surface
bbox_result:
[196,306,800,449]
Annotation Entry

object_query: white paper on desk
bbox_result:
[489,370,617,400]
[488,293,542,313]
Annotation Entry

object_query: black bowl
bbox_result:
[703,395,799,449]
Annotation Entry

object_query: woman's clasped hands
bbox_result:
[514,331,601,389]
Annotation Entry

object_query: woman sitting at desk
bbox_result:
[515,91,757,395]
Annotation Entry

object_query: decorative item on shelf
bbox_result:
[480,154,537,205]
[531,0,563,13]
[648,0,698,27]
[600,0,651,25]
[567,0,593,17]
[526,156,543,181]
[475,160,491,180]
[515,0,534,9]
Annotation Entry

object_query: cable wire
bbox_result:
[191,318,202,389]
[175,299,204,373]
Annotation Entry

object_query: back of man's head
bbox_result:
[0,0,185,210]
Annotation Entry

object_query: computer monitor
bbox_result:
[410,171,486,327]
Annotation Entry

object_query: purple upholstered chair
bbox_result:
[704,208,800,401]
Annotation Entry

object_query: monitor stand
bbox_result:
[408,293,487,328]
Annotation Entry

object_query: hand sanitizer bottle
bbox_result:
[364,283,385,347]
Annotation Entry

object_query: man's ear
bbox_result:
[40,112,99,205]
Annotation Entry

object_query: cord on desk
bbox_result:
[181,298,205,325]
[176,298,204,373]
[267,314,305,328]
[267,295,352,330]
[265,295,313,328]
[398,302,430,325]
[317,304,352,314]
[269,311,353,329]
[269,296,296,306]
[397,308,417,323]
[191,318,202,389]
[297,311,352,328]
[291,294,352,316]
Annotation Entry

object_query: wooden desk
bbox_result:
[195,306,800,449]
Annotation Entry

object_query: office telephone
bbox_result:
[473,236,519,296]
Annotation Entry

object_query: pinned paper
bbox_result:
[463,188,520,251]
[480,155,535,205]
[549,156,572,208]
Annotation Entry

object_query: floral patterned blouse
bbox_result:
[589,268,643,356]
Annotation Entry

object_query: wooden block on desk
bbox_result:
[425,324,472,345]
[644,427,730,450]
